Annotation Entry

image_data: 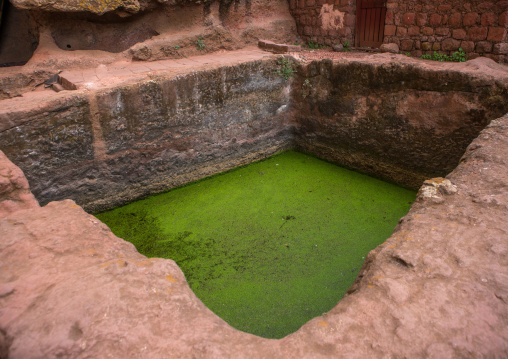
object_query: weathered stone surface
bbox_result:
[331,43,344,52]
[1,109,508,358]
[292,57,508,189]
[0,59,292,212]
[0,150,39,218]
[380,43,400,53]
[258,40,301,54]
[0,94,95,207]
[11,0,142,15]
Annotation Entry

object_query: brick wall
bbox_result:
[288,0,507,63]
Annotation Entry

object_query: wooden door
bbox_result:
[355,0,387,48]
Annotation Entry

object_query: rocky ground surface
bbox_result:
[1,93,508,358]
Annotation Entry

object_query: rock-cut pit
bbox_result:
[1,51,508,358]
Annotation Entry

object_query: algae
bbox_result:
[96,150,416,339]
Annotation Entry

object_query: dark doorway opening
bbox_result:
[0,0,39,67]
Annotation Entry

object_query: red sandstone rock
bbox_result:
[0,150,39,218]
[461,40,476,52]
[416,13,428,26]
[476,41,493,53]
[500,11,508,26]
[2,108,508,358]
[448,12,462,27]
[463,12,480,26]
[488,27,507,41]
[384,25,397,36]
[468,26,489,41]
[422,26,434,35]
[430,13,443,26]
[453,28,467,40]
[258,40,301,54]
[481,12,498,26]
[442,37,461,51]
[402,12,416,25]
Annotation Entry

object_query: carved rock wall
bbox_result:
[0,59,292,212]
[1,103,508,359]
[1,57,508,212]
[292,57,508,188]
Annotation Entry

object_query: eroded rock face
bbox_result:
[293,57,508,188]
[11,0,143,15]
[1,109,508,359]
[0,59,292,212]
[0,150,39,218]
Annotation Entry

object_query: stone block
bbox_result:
[385,25,397,36]
[430,14,442,27]
[481,12,497,26]
[432,42,441,50]
[400,39,414,51]
[438,4,452,11]
[442,38,461,51]
[478,2,494,11]
[493,42,508,54]
[416,13,428,26]
[449,13,462,27]
[396,27,408,37]
[423,27,434,35]
[460,41,475,53]
[379,43,400,53]
[386,10,394,25]
[463,13,479,26]
[306,0,315,6]
[421,42,432,51]
[500,11,508,27]
[487,27,506,41]
[435,27,450,36]
[344,14,356,27]
[468,26,488,41]
[403,13,416,25]
[408,26,420,36]
[476,41,493,53]
[453,29,467,40]
[258,40,302,54]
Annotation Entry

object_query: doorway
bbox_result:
[355,0,386,48]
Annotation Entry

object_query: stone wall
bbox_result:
[289,0,357,47]
[0,60,292,212]
[384,0,508,62]
[291,57,508,188]
[288,0,507,63]
[2,56,508,213]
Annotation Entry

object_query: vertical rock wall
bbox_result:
[0,60,293,212]
[291,58,508,188]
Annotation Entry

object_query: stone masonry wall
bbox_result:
[288,0,507,63]
[288,0,356,47]
[384,0,508,62]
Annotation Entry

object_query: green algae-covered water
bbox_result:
[96,151,416,339]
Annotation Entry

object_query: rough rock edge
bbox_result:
[10,0,141,15]
[0,150,39,218]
